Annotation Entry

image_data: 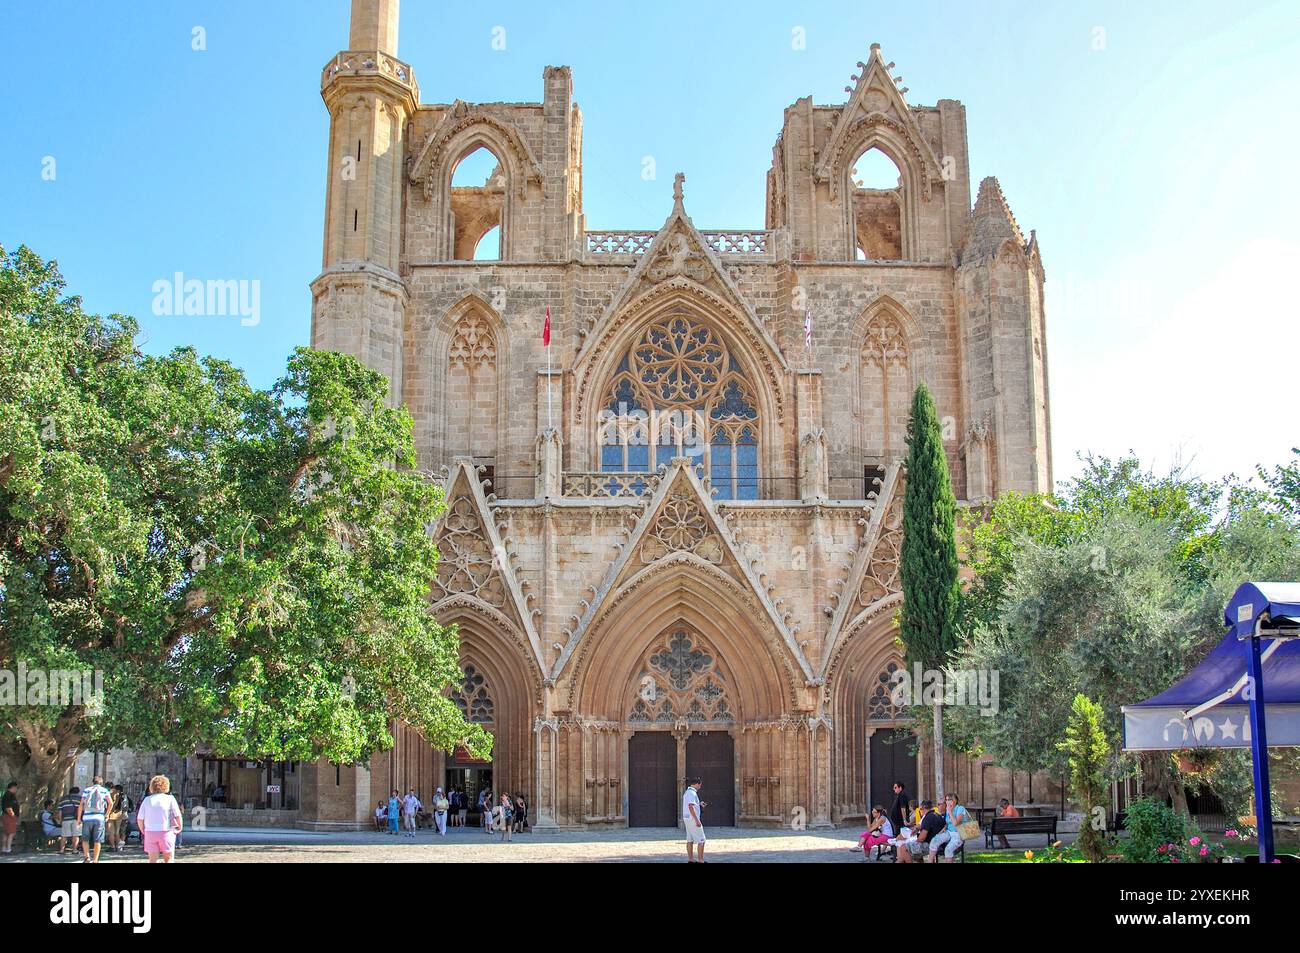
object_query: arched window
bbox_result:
[598,315,760,500]
[867,659,905,721]
[627,628,733,725]
[453,665,495,724]
[851,147,903,260]
[450,145,505,261]
[446,308,498,477]
[860,311,910,465]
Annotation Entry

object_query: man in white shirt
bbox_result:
[402,790,422,837]
[682,777,706,863]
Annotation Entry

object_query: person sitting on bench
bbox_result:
[897,800,945,864]
[855,805,895,860]
[929,794,971,863]
[995,798,1020,849]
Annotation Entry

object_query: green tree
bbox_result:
[0,245,489,811]
[1059,693,1109,862]
[899,382,961,800]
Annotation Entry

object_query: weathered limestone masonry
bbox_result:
[302,0,1055,830]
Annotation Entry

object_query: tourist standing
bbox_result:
[888,781,908,835]
[683,777,706,863]
[57,786,81,855]
[402,789,421,837]
[78,775,112,863]
[514,794,528,833]
[105,784,125,853]
[136,775,183,863]
[1,781,18,854]
[387,790,401,835]
[495,793,514,842]
[433,788,449,835]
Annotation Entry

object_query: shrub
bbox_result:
[1121,797,1187,862]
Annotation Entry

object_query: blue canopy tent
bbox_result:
[1123,582,1300,862]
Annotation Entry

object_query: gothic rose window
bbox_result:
[598,314,759,500]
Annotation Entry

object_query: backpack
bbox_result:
[83,785,110,815]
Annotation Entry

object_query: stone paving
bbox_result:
[0,825,1069,863]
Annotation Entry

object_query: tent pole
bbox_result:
[1246,633,1274,863]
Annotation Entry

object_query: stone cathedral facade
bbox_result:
[299,0,1054,829]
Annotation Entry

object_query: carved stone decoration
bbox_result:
[430,496,507,608]
[452,664,496,723]
[962,413,993,504]
[858,490,902,606]
[448,311,497,371]
[639,486,725,564]
[866,659,905,721]
[800,428,829,502]
[860,311,909,369]
[535,427,562,499]
[646,231,712,285]
[628,628,733,724]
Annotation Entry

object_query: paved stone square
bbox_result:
[0,825,1070,863]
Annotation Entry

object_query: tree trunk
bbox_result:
[1139,751,1190,817]
[932,703,945,802]
[2,715,83,818]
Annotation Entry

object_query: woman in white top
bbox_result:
[857,805,895,859]
[135,775,183,863]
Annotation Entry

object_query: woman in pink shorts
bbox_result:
[136,775,183,863]
[855,805,895,859]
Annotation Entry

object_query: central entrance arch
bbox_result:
[628,731,677,827]
[686,730,735,826]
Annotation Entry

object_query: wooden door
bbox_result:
[869,728,917,812]
[628,732,677,827]
[685,730,735,826]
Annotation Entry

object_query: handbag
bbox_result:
[957,814,982,841]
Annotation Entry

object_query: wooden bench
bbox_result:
[984,814,1058,849]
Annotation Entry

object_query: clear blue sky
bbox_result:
[3,0,1298,486]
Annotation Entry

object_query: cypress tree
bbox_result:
[900,382,961,802]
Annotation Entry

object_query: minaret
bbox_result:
[301,0,418,831]
[310,0,418,406]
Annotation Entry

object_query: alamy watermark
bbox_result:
[152,272,261,327]
[890,663,1000,716]
[0,663,106,714]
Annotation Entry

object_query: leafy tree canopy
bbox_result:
[0,245,488,807]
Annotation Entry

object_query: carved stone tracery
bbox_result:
[639,486,725,564]
[430,496,506,608]
[858,491,902,606]
[628,629,733,724]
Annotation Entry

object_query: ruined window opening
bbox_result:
[851,147,903,261]
[863,464,887,499]
[474,225,500,261]
[451,145,506,261]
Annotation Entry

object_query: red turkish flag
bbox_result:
[543,306,551,347]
